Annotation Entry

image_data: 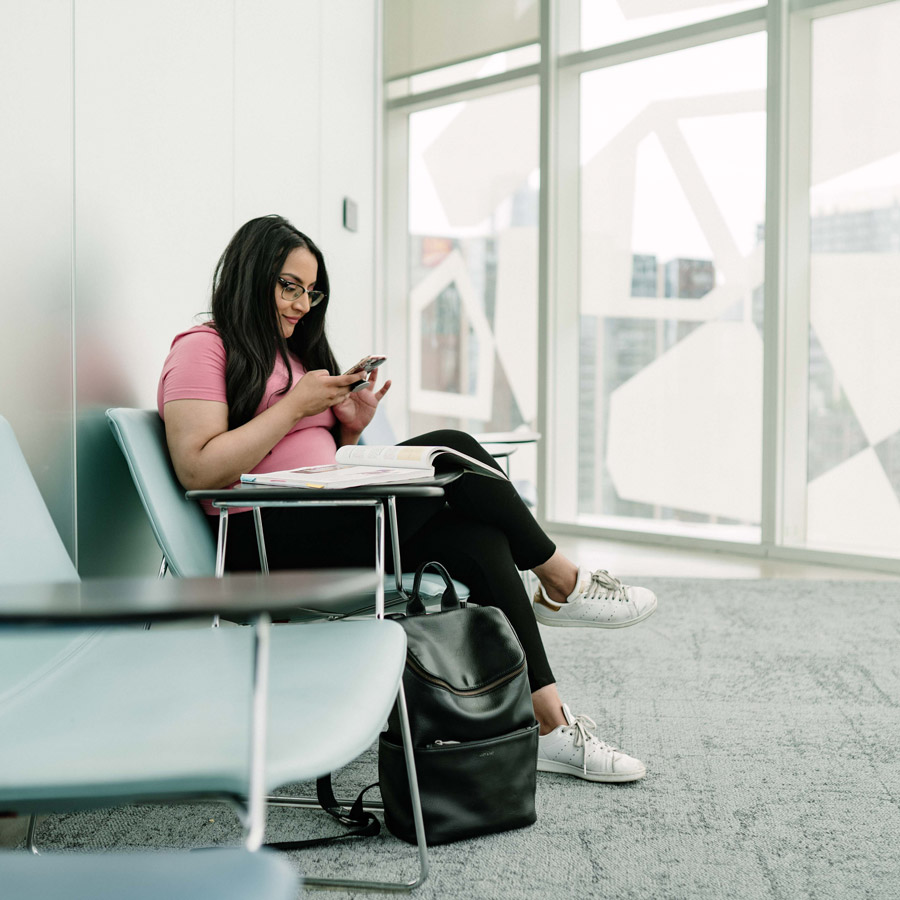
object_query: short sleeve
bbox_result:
[157,327,228,416]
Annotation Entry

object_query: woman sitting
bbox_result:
[158,215,658,783]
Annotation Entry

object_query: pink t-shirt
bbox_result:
[158,324,338,514]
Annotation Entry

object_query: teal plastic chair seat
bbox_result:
[0,848,299,900]
[0,621,405,813]
[0,415,430,890]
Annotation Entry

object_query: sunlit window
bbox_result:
[577,32,767,540]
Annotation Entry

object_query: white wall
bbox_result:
[0,0,379,575]
[0,1,76,554]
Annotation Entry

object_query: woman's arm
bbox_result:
[164,369,361,490]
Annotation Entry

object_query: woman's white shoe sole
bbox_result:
[533,597,658,628]
[536,759,647,782]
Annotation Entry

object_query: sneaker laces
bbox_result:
[564,712,617,776]
[582,569,627,603]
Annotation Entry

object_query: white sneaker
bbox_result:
[537,704,646,783]
[533,567,657,628]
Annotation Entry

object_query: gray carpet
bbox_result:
[22,578,900,898]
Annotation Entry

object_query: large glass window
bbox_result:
[577,32,767,539]
[406,85,540,488]
[385,0,900,572]
[581,0,763,51]
[803,2,900,556]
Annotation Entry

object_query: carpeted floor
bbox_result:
[20,578,900,898]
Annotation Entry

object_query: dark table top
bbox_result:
[186,471,460,503]
[0,570,379,625]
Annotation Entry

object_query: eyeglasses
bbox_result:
[277,276,326,307]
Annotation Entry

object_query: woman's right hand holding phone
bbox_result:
[289,369,361,418]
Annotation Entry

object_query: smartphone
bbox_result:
[343,355,386,376]
[344,354,386,392]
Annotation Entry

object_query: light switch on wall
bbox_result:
[343,197,358,232]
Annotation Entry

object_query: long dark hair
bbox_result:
[210,215,338,429]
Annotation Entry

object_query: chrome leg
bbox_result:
[374,503,385,619]
[266,794,385,812]
[213,508,230,628]
[252,507,269,575]
[157,556,169,578]
[26,815,40,856]
[387,496,404,596]
[301,681,429,892]
[215,508,229,578]
[242,613,272,852]
[396,679,429,884]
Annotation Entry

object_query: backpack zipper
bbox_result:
[405,656,526,696]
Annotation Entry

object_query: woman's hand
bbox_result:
[333,368,392,436]
[289,369,362,418]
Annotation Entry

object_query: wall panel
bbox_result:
[319,0,378,369]
[0,0,76,557]
[234,0,322,233]
[73,0,237,575]
[1,1,379,577]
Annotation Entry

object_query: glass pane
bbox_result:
[805,2,900,557]
[578,33,767,540]
[581,0,763,51]
[407,85,539,495]
[387,46,540,100]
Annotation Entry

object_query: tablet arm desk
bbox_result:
[186,473,461,619]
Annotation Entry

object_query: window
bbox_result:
[802,2,900,556]
[575,32,767,540]
[384,0,900,572]
[406,86,540,464]
[581,0,764,50]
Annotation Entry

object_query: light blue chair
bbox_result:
[0,415,428,891]
[0,848,299,900]
[106,407,469,613]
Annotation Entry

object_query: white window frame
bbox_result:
[382,0,900,575]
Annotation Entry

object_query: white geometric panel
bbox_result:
[606,320,762,521]
[409,249,495,420]
[423,86,538,228]
[619,0,739,15]
[810,253,900,446]
[581,93,764,321]
[631,131,712,265]
[493,227,538,422]
[807,448,900,556]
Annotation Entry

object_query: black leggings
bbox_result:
[210,430,557,692]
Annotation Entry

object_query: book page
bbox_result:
[335,444,438,469]
[240,464,434,488]
[335,443,507,480]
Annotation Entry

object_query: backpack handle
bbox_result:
[406,560,461,617]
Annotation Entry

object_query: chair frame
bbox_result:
[15,603,430,892]
[3,405,432,892]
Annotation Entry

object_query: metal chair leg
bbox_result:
[26,815,40,855]
[279,681,429,892]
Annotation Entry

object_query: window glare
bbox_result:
[581,0,764,50]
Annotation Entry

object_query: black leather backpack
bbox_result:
[378,561,539,845]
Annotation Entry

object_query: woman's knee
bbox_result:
[404,428,480,454]
[404,429,496,467]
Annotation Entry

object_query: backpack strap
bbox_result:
[406,560,461,617]
[264,775,380,851]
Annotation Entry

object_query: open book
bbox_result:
[240,444,508,489]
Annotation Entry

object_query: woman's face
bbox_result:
[274,246,319,339]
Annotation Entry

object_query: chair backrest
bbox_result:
[0,416,80,584]
[106,408,216,578]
